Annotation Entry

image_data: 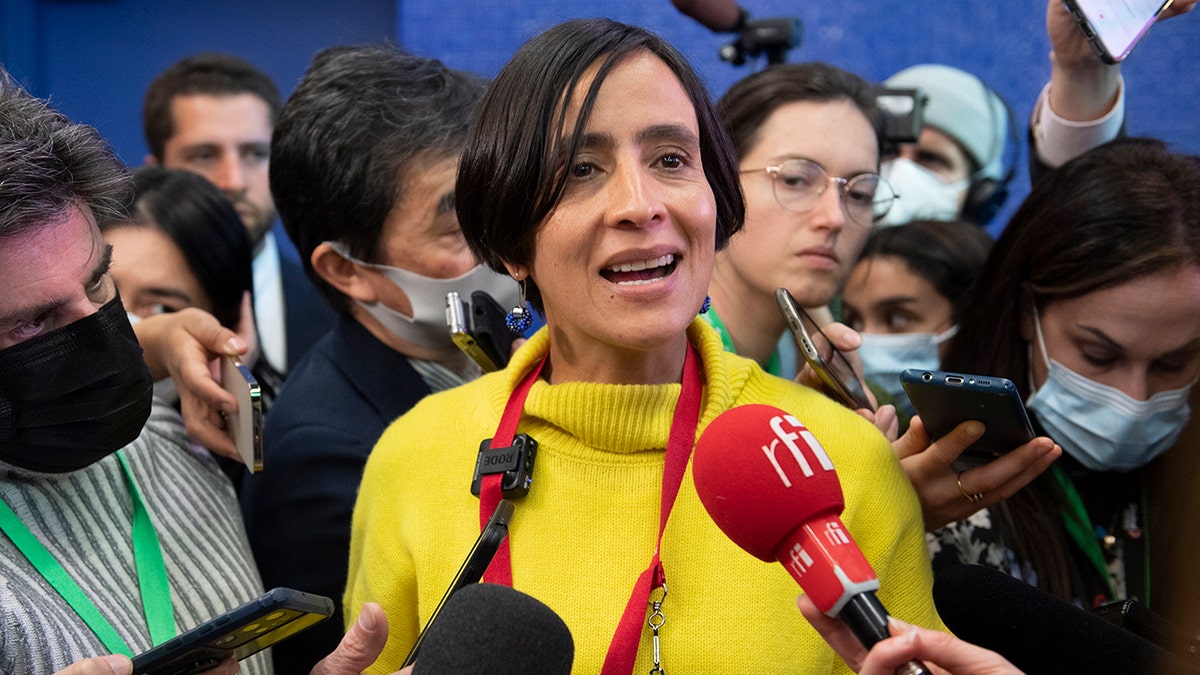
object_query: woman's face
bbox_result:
[525,52,716,360]
[842,254,954,335]
[1027,265,1200,400]
[104,224,212,318]
[720,99,879,309]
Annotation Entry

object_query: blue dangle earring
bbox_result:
[506,278,533,334]
[699,295,711,315]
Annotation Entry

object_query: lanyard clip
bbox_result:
[471,433,538,498]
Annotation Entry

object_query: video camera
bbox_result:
[719,16,802,66]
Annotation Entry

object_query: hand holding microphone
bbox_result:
[693,404,930,675]
[798,594,1021,675]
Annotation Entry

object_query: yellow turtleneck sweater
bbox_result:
[346,319,942,673]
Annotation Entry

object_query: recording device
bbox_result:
[693,404,930,675]
[718,16,803,66]
[900,369,1035,463]
[131,587,333,675]
[1064,0,1173,64]
[777,288,875,411]
[411,583,574,674]
[446,291,516,372]
[220,355,263,472]
[933,564,1199,674]
[402,499,515,668]
[875,87,927,151]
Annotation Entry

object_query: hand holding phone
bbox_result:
[776,288,875,411]
[1064,0,1173,63]
[131,588,333,675]
[220,355,263,472]
[447,291,518,372]
[900,369,1035,462]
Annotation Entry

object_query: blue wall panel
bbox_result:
[4,0,1198,234]
[399,1,1200,233]
[4,0,396,167]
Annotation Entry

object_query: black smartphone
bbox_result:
[446,291,517,372]
[220,355,263,472]
[131,587,333,675]
[402,499,515,667]
[1063,0,1172,64]
[776,288,875,411]
[900,369,1035,461]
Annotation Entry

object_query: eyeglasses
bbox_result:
[741,158,897,226]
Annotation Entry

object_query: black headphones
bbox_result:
[960,75,1020,225]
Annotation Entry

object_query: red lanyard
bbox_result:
[478,343,703,675]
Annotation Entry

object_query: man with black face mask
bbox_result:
[0,68,405,675]
[0,69,279,674]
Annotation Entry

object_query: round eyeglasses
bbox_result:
[741,158,897,226]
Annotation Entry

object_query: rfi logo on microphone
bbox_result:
[760,414,834,488]
[787,542,815,577]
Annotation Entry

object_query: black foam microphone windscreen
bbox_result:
[411,583,574,674]
[933,564,1195,675]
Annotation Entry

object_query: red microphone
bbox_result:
[693,404,929,674]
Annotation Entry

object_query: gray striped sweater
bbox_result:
[0,403,272,675]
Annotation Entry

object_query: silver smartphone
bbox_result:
[776,288,875,411]
[221,355,263,472]
[1064,0,1173,63]
[446,291,515,372]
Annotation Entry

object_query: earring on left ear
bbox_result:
[699,295,711,315]
[506,278,533,334]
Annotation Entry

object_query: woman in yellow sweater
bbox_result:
[345,18,942,673]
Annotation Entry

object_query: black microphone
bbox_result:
[670,0,744,32]
[934,564,1198,675]
[411,583,573,674]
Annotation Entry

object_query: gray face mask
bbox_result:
[325,241,520,352]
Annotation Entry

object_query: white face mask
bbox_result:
[879,158,968,226]
[859,326,957,412]
[326,241,520,353]
[1025,307,1193,472]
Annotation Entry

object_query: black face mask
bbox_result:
[0,296,153,473]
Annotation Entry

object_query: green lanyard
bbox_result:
[704,305,783,377]
[0,450,176,656]
[1053,464,1117,600]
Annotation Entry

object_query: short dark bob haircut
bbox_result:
[456,18,745,311]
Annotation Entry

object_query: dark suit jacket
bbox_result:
[239,315,433,673]
[270,221,335,372]
[279,253,335,371]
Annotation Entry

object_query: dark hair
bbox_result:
[941,137,1200,601]
[456,18,744,312]
[102,166,253,329]
[855,219,993,323]
[143,52,282,162]
[718,62,885,162]
[270,44,487,313]
[943,138,1200,389]
[0,69,131,238]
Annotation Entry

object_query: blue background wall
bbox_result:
[3,0,1197,233]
